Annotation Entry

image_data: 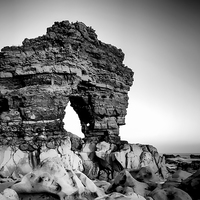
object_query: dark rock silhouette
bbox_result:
[179,169,200,200]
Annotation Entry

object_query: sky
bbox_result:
[0,0,200,153]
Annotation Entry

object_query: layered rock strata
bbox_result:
[0,20,133,150]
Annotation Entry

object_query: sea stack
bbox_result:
[0,20,134,149]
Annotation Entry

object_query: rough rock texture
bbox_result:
[11,157,102,200]
[0,20,133,150]
[0,138,168,182]
[115,143,169,180]
[0,136,83,179]
[0,136,189,200]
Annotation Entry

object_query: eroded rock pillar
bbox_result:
[0,20,134,147]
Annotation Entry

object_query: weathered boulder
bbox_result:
[115,143,169,180]
[11,157,102,200]
[149,187,192,200]
[106,170,149,197]
[159,170,192,189]
[134,166,161,184]
[98,192,146,200]
[0,146,32,179]
[167,169,192,182]
[179,168,200,200]
[0,188,19,200]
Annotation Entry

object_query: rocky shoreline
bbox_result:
[0,136,199,200]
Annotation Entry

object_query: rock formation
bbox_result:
[0,20,133,150]
[1,20,194,200]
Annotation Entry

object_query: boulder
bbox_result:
[0,147,32,179]
[179,168,200,200]
[135,166,161,184]
[162,169,192,188]
[1,188,19,200]
[168,170,192,182]
[113,143,169,180]
[95,192,146,200]
[0,137,83,181]
[106,170,149,197]
[149,187,192,200]
[11,157,103,199]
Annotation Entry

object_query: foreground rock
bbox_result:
[96,192,146,200]
[77,141,169,181]
[0,136,83,179]
[149,187,192,200]
[179,168,200,200]
[1,147,197,200]
[106,170,149,197]
[162,169,192,188]
[12,157,103,200]
[0,188,19,200]
[134,166,162,184]
[0,137,172,199]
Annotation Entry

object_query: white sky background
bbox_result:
[0,0,200,153]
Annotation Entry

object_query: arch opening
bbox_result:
[64,104,84,138]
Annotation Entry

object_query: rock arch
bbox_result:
[0,20,134,150]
